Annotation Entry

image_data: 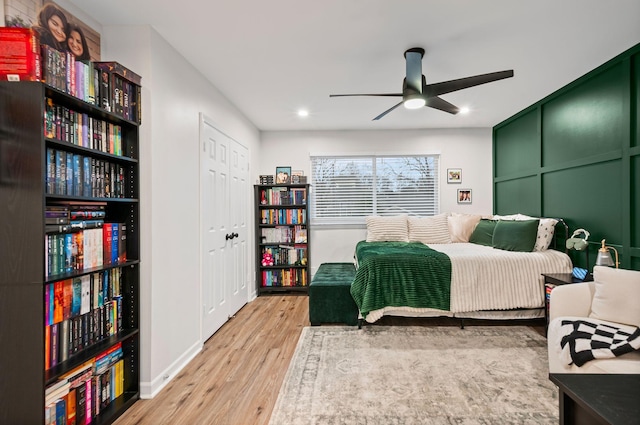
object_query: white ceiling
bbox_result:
[69,0,640,131]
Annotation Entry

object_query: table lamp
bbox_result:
[595,239,619,268]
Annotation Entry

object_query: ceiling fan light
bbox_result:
[404,97,425,110]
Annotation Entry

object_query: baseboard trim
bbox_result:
[139,340,203,399]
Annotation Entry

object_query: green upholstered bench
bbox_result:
[309,262,359,326]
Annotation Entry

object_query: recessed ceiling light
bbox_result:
[297,109,309,117]
[459,107,470,114]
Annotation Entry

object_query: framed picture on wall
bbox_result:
[276,166,292,184]
[447,168,462,183]
[457,189,472,204]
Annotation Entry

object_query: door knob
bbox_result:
[225,233,232,240]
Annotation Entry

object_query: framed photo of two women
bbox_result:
[3,0,101,61]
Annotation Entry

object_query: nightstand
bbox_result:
[542,272,593,336]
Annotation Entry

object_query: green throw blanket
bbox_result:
[350,241,452,319]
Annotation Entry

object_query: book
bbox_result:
[94,342,123,375]
[45,378,69,397]
[76,382,87,425]
[98,67,110,111]
[61,361,94,389]
[80,276,91,315]
[94,61,142,123]
[63,279,73,320]
[66,387,77,425]
[45,381,70,406]
[70,209,106,220]
[71,277,82,317]
[70,219,104,230]
[85,378,92,423]
[50,323,59,367]
[99,369,111,409]
[0,27,41,81]
[55,398,66,425]
[118,223,127,263]
[45,324,51,370]
[59,319,69,362]
[53,281,64,324]
[111,225,119,264]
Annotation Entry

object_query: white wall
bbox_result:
[99,25,260,398]
[51,2,494,397]
[260,129,493,274]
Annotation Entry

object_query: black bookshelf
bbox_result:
[254,184,310,294]
[0,80,140,424]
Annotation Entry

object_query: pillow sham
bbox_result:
[492,219,539,252]
[534,218,558,251]
[468,219,497,246]
[447,213,481,243]
[408,214,451,244]
[492,213,558,251]
[365,215,409,242]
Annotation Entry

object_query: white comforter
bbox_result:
[363,243,573,323]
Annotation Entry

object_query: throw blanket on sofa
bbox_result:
[350,241,452,318]
[559,319,640,367]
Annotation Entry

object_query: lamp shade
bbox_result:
[595,238,619,268]
[595,250,615,267]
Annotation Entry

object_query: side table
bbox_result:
[542,272,593,336]
[549,373,640,425]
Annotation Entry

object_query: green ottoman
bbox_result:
[309,262,359,326]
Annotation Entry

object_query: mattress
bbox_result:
[356,241,573,323]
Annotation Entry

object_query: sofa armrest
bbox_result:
[549,282,595,322]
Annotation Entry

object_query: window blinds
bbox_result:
[310,155,439,225]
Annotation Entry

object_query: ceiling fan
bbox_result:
[330,47,514,120]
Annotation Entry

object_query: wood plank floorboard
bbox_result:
[114,294,545,424]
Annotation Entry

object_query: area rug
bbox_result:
[269,326,558,425]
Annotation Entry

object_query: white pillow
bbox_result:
[492,214,519,220]
[492,213,557,251]
[589,266,640,327]
[534,218,558,251]
[365,215,409,242]
[447,213,481,243]
[408,214,451,244]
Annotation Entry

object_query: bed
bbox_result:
[351,213,574,324]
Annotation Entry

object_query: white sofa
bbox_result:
[547,266,640,373]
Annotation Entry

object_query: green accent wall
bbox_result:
[493,42,640,271]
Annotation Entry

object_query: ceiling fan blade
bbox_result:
[404,48,424,93]
[329,93,402,97]
[425,96,460,114]
[425,70,514,97]
[373,101,404,121]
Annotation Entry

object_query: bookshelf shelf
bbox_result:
[0,74,141,424]
[254,184,310,294]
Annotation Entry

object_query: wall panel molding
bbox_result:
[493,43,640,271]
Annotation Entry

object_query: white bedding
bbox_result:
[363,242,573,323]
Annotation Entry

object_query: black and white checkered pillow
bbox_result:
[559,319,640,367]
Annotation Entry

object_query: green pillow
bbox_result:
[492,219,540,252]
[469,219,497,246]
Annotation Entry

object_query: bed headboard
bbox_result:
[550,218,569,253]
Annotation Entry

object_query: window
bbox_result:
[310,155,439,225]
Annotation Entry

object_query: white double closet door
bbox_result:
[200,114,249,342]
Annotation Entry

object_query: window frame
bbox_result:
[310,154,440,227]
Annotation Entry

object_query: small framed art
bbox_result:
[276,166,292,184]
[457,189,472,204]
[291,170,304,184]
[447,168,462,184]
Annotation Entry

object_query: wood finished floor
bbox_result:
[113,294,545,425]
